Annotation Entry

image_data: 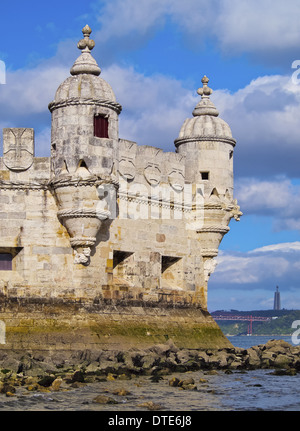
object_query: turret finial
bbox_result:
[197,76,213,98]
[70,25,101,76]
[77,25,96,52]
[192,75,219,117]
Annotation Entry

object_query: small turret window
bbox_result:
[201,172,209,180]
[94,115,109,138]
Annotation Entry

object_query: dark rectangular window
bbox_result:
[201,172,209,180]
[94,115,109,138]
[161,256,181,273]
[0,253,12,270]
[113,250,134,269]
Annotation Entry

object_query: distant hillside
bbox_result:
[211,309,300,336]
[212,309,294,318]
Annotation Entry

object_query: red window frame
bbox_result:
[94,115,109,138]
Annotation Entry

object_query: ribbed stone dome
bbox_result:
[53,74,118,104]
[175,76,235,146]
[177,115,233,141]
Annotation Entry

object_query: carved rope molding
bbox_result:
[118,191,194,213]
[70,237,96,247]
[200,248,219,257]
[197,226,230,234]
[0,180,48,190]
[48,97,122,114]
[49,176,119,190]
[57,208,110,220]
[174,135,236,147]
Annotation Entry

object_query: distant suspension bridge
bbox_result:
[213,315,272,336]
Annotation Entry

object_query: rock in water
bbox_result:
[93,395,118,404]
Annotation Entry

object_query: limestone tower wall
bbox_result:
[0,28,243,306]
[0,26,242,351]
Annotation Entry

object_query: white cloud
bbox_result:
[214,252,289,284]
[96,0,168,41]
[102,64,196,148]
[235,178,300,214]
[210,242,300,291]
[212,74,300,178]
[215,0,300,55]
[0,62,70,156]
[251,242,300,253]
[93,0,300,62]
[1,64,69,117]
[234,177,300,233]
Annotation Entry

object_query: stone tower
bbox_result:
[175,76,241,291]
[274,286,281,310]
[0,26,242,353]
[49,25,121,265]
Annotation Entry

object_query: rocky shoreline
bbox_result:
[0,339,299,400]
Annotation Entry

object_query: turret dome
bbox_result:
[175,76,235,148]
[49,25,122,114]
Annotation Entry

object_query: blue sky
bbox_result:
[1,0,300,311]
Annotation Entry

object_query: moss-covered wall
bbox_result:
[0,297,231,354]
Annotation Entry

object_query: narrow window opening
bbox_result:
[113,251,134,270]
[161,255,184,290]
[201,172,209,180]
[0,253,12,271]
[210,188,219,198]
[112,250,135,288]
[229,151,233,160]
[161,256,181,274]
[94,115,109,138]
[77,159,88,169]
[62,160,69,173]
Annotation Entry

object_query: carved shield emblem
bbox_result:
[140,147,162,186]
[164,153,185,191]
[168,168,185,191]
[144,162,161,185]
[3,128,34,171]
[119,157,136,180]
[118,140,137,181]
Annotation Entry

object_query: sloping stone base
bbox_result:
[0,297,231,356]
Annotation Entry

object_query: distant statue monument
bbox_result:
[273,286,281,310]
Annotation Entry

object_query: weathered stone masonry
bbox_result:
[0,26,242,351]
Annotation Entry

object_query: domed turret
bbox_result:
[49,26,120,265]
[175,76,234,145]
[49,25,122,177]
[174,77,242,282]
[174,76,236,197]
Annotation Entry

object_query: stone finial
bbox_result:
[193,75,219,117]
[197,76,213,98]
[77,25,96,52]
[70,25,101,76]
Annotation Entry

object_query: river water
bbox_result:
[0,335,299,412]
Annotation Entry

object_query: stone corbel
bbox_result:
[203,257,218,282]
